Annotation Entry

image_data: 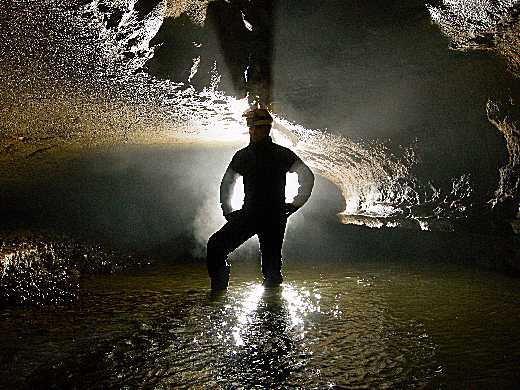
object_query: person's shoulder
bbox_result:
[272,142,297,158]
[271,141,291,152]
[231,145,250,164]
[234,145,250,157]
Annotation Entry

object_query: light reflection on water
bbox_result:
[1,261,520,388]
[229,282,320,349]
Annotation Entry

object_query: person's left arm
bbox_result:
[286,156,314,215]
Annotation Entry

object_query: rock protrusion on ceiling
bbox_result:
[487,98,520,216]
[84,0,167,74]
[427,0,520,77]
[148,0,275,107]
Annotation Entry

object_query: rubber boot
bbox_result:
[262,272,283,288]
[211,265,230,291]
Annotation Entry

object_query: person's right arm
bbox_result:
[220,159,240,218]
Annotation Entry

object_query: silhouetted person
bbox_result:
[207,108,314,290]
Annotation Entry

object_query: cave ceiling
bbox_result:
[1,0,519,225]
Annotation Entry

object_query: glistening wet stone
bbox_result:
[0,230,151,306]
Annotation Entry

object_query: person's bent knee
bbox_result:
[207,233,228,274]
[207,233,225,257]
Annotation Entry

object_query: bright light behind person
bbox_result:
[230,176,245,210]
[285,172,299,203]
[230,172,300,211]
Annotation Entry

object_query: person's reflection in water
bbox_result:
[223,285,298,387]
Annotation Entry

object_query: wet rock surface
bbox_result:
[1,0,519,228]
[0,230,151,306]
[428,0,520,77]
[0,2,519,387]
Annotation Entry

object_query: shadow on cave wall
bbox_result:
[146,0,274,105]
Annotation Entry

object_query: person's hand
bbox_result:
[284,203,299,217]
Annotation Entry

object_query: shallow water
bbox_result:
[1,260,519,389]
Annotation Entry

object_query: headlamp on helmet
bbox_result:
[243,108,273,127]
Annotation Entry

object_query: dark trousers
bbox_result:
[207,209,287,281]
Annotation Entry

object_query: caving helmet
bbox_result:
[243,108,273,127]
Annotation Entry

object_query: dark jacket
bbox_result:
[220,137,314,215]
